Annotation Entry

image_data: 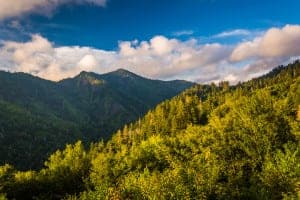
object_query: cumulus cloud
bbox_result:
[0,34,232,81]
[0,34,113,80]
[231,25,300,61]
[1,25,300,84]
[117,36,231,79]
[3,34,54,74]
[0,0,107,20]
[78,54,98,71]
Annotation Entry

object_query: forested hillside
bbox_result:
[0,61,299,200]
[0,69,193,170]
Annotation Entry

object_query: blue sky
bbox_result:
[2,0,300,49]
[0,0,300,83]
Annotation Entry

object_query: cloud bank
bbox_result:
[0,0,107,20]
[1,25,300,83]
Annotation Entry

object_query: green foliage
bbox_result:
[1,61,300,199]
[0,194,6,200]
[259,143,300,199]
[0,142,91,199]
[0,69,193,170]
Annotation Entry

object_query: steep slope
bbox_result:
[58,69,194,139]
[0,72,83,170]
[0,69,193,169]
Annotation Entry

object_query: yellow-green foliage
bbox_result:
[0,62,300,200]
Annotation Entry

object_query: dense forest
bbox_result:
[0,61,299,200]
[0,69,193,170]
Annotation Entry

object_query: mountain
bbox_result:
[1,61,299,200]
[58,69,194,139]
[0,69,194,169]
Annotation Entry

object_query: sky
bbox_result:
[0,0,300,83]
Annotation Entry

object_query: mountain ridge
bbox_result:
[0,69,194,170]
[61,68,192,84]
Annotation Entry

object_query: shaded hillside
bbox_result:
[58,69,194,139]
[0,69,193,169]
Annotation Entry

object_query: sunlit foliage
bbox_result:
[0,61,299,199]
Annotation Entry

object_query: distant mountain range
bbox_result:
[0,69,194,169]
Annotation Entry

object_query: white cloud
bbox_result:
[231,25,300,61]
[0,34,231,81]
[150,36,176,55]
[213,29,251,38]
[0,0,107,20]
[1,25,300,84]
[224,74,238,82]
[116,36,231,79]
[0,35,113,80]
[2,34,54,74]
[78,54,98,71]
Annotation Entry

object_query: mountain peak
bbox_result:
[115,68,130,73]
[75,71,104,85]
[79,70,89,75]
[111,68,136,76]
[78,71,95,76]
